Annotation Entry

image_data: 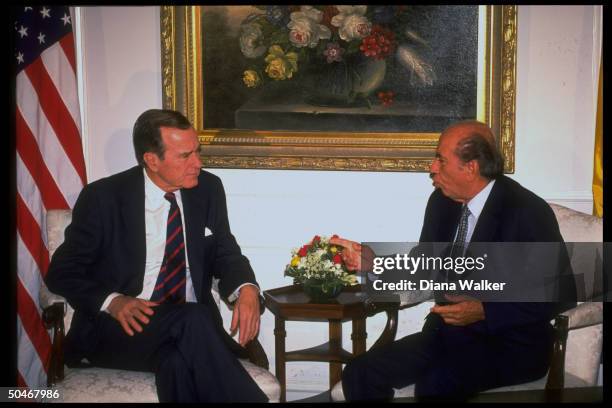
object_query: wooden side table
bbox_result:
[263,284,399,402]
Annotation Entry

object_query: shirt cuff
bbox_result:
[228,283,260,303]
[101,292,122,313]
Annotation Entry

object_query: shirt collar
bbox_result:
[143,167,172,208]
[466,179,495,220]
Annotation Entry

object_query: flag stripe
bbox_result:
[17,234,45,313]
[41,37,81,134]
[16,110,70,210]
[17,279,51,373]
[17,372,27,388]
[17,195,50,277]
[17,154,48,249]
[24,57,86,186]
[16,6,85,388]
[59,33,77,77]
[17,72,83,208]
[17,316,48,387]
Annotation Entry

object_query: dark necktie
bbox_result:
[450,204,471,258]
[435,204,471,305]
[151,192,187,304]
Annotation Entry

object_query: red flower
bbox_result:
[298,245,309,257]
[312,235,321,244]
[360,25,396,60]
[331,234,339,239]
[333,254,343,264]
[377,91,395,107]
[321,6,339,32]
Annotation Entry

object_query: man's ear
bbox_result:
[143,152,159,171]
[466,160,480,179]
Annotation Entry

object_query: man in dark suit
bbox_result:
[45,109,268,402]
[333,121,575,400]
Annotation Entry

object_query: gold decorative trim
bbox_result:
[160,6,175,111]
[199,132,439,147]
[201,156,433,171]
[500,5,517,173]
[162,6,517,172]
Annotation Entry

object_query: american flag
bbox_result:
[14,6,86,388]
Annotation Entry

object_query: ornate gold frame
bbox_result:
[161,6,516,172]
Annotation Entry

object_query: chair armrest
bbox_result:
[40,283,67,310]
[562,302,602,329]
[42,302,66,386]
[245,338,270,370]
[546,302,603,390]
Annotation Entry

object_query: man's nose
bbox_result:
[429,159,439,174]
[191,152,202,167]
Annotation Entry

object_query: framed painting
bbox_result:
[161,5,516,172]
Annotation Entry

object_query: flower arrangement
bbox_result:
[239,5,435,107]
[284,235,359,293]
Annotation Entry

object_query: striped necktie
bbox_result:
[151,192,187,304]
[435,204,471,305]
[450,204,471,258]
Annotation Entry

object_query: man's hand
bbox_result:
[230,285,261,347]
[329,236,374,272]
[107,295,159,336]
[429,294,485,326]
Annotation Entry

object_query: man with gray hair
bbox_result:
[46,109,268,402]
[333,121,575,400]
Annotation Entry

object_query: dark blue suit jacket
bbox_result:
[45,166,257,363]
[419,176,576,381]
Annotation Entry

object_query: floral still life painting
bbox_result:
[239,5,435,107]
[284,235,359,301]
[201,5,479,132]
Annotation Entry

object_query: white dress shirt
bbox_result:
[101,168,253,312]
[455,179,496,245]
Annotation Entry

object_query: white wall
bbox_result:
[77,5,602,395]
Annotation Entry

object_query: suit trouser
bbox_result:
[84,302,268,402]
[342,315,551,401]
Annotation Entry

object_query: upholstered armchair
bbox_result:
[331,202,603,401]
[40,209,281,402]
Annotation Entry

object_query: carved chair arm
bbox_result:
[546,302,603,390]
[42,302,66,386]
[363,300,403,351]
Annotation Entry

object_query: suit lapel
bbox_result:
[470,178,505,243]
[181,186,208,298]
[120,167,147,286]
[439,198,462,242]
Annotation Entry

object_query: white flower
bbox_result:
[287,6,331,48]
[331,5,371,41]
[239,23,266,58]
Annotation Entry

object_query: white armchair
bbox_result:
[41,209,281,402]
[331,202,603,401]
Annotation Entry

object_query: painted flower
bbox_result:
[264,45,298,80]
[321,6,339,31]
[239,23,266,59]
[377,90,394,106]
[360,25,396,60]
[331,6,371,41]
[323,42,344,63]
[242,70,261,88]
[287,6,332,48]
[237,6,435,94]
